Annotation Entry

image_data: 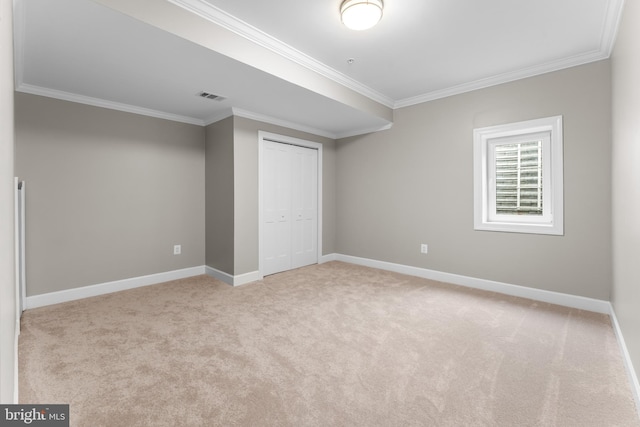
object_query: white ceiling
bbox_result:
[14,0,623,138]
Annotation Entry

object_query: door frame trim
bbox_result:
[258,131,323,279]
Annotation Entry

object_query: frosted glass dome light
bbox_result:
[340,0,383,31]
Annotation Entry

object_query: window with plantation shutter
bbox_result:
[494,140,543,215]
[473,116,563,235]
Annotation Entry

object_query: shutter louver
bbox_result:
[494,141,543,215]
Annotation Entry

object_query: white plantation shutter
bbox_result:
[494,140,543,215]
[487,130,551,225]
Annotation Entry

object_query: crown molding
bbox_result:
[204,106,335,139]
[204,107,392,139]
[16,83,205,125]
[16,84,347,138]
[167,0,394,108]
[395,0,625,109]
[601,0,626,55]
[230,107,337,139]
[394,49,610,109]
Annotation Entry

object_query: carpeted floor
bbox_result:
[19,261,639,426]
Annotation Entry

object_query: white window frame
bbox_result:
[473,116,564,235]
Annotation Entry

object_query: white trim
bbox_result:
[204,265,261,287]
[12,177,24,403]
[601,0,626,56]
[232,108,336,139]
[25,266,206,309]
[13,177,20,321]
[319,253,338,264]
[258,131,323,279]
[609,305,640,418]
[14,316,19,404]
[227,107,392,139]
[18,181,25,314]
[233,270,262,286]
[16,83,205,126]
[204,265,233,285]
[331,254,610,313]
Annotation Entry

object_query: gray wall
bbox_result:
[336,60,612,300]
[1,0,16,402]
[205,117,234,274]
[15,93,206,296]
[14,93,337,292]
[612,0,640,388]
[233,116,336,275]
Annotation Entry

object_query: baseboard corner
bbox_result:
[205,265,233,286]
[608,304,640,418]
[205,266,261,287]
[319,253,338,264]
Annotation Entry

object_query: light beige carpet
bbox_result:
[19,262,639,426]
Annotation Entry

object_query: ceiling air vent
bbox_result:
[198,91,225,101]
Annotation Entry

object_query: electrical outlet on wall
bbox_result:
[421,244,428,254]
[173,244,181,255]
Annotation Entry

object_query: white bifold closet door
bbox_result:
[262,140,318,276]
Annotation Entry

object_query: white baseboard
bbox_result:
[234,270,262,286]
[204,265,233,285]
[331,254,611,314]
[24,255,612,313]
[609,305,640,418]
[205,266,262,286]
[25,266,206,309]
[319,254,338,263]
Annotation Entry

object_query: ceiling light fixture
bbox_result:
[340,0,383,31]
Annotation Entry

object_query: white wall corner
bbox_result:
[25,266,206,309]
[609,304,640,418]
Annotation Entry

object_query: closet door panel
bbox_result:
[291,145,317,269]
[262,141,292,276]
